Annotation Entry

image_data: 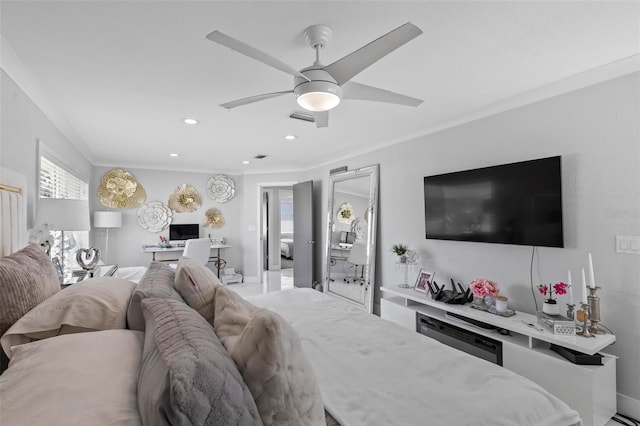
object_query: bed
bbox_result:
[249,289,582,426]
[280,237,294,259]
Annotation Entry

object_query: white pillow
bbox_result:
[0,329,143,426]
[1,276,136,357]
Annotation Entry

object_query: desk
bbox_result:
[142,244,231,278]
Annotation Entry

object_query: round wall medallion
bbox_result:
[207,175,235,203]
[337,202,354,224]
[203,207,225,228]
[97,169,146,209]
[169,184,202,213]
[137,201,173,232]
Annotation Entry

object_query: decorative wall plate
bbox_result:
[350,217,366,242]
[337,202,354,224]
[97,169,146,209]
[168,184,201,213]
[203,207,225,228]
[137,201,173,232]
[207,175,235,203]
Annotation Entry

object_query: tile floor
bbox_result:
[227,268,294,298]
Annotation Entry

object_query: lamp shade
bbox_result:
[35,198,91,231]
[94,211,122,228]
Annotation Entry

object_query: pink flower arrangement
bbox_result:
[538,282,567,304]
[470,278,499,298]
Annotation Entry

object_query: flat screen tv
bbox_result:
[424,156,563,247]
[169,223,199,241]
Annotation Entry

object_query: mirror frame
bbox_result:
[324,164,379,313]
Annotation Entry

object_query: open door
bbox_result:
[293,180,314,287]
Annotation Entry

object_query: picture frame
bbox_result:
[414,268,435,293]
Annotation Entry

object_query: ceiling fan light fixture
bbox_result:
[294,80,342,112]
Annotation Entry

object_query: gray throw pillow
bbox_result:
[138,297,261,426]
[0,244,60,371]
[126,262,184,331]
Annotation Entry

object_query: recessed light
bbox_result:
[169,153,179,157]
[183,118,199,125]
[242,160,250,165]
[284,135,297,140]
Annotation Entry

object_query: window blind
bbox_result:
[39,156,88,200]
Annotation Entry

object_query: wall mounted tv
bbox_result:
[424,156,563,247]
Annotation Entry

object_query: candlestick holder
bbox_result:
[588,286,604,334]
[565,304,575,321]
[577,303,594,338]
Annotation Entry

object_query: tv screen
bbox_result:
[169,224,199,241]
[424,156,563,247]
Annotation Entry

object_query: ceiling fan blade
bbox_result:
[324,22,422,85]
[342,81,423,107]
[206,31,310,81]
[220,90,293,110]
[313,111,329,128]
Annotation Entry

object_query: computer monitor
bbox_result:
[169,224,199,243]
[340,231,356,245]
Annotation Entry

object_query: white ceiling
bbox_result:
[1,1,639,174]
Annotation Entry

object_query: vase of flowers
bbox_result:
[470,278,499,309]
[538,282,567,315]
[390,244,409,263]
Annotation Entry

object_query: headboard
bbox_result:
[0,167,28,256]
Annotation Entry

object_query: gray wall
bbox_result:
[1,70,92,224]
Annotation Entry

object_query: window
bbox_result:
[40,156,88,200]
[38,150,89,273]
[279,189,294,234]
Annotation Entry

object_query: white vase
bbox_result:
[542,301,560,315]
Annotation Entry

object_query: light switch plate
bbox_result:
[616,236,640,255]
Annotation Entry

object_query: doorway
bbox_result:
[257,181,314,288]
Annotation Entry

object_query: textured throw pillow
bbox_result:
[126,261,184,331]
[1,276,136,358]
[174,256,223,324]
[0,243,60,371]
[0,329,143,425]
[214,287,325,426]
[138,297,261,426]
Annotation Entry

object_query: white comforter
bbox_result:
[249,289,581,426]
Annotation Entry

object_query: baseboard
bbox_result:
[618,393,640,422]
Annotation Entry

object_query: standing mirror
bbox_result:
[324,164,379,313]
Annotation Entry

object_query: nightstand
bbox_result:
[62,264,118,287]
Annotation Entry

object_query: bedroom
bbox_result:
[1,1,639,425]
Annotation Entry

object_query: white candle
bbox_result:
[588,253,595,288]
[568,270,573,305]
[581,268,588,305]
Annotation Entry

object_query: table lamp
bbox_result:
[35,198,91,275]
[93,211,122,263]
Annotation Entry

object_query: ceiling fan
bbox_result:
[206,22,423,128]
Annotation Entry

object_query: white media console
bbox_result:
[380,286,617,426]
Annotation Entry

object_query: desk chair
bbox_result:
[182,238,212,265]
[344,242,367,285]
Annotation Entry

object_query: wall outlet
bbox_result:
[615,236,640,255]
